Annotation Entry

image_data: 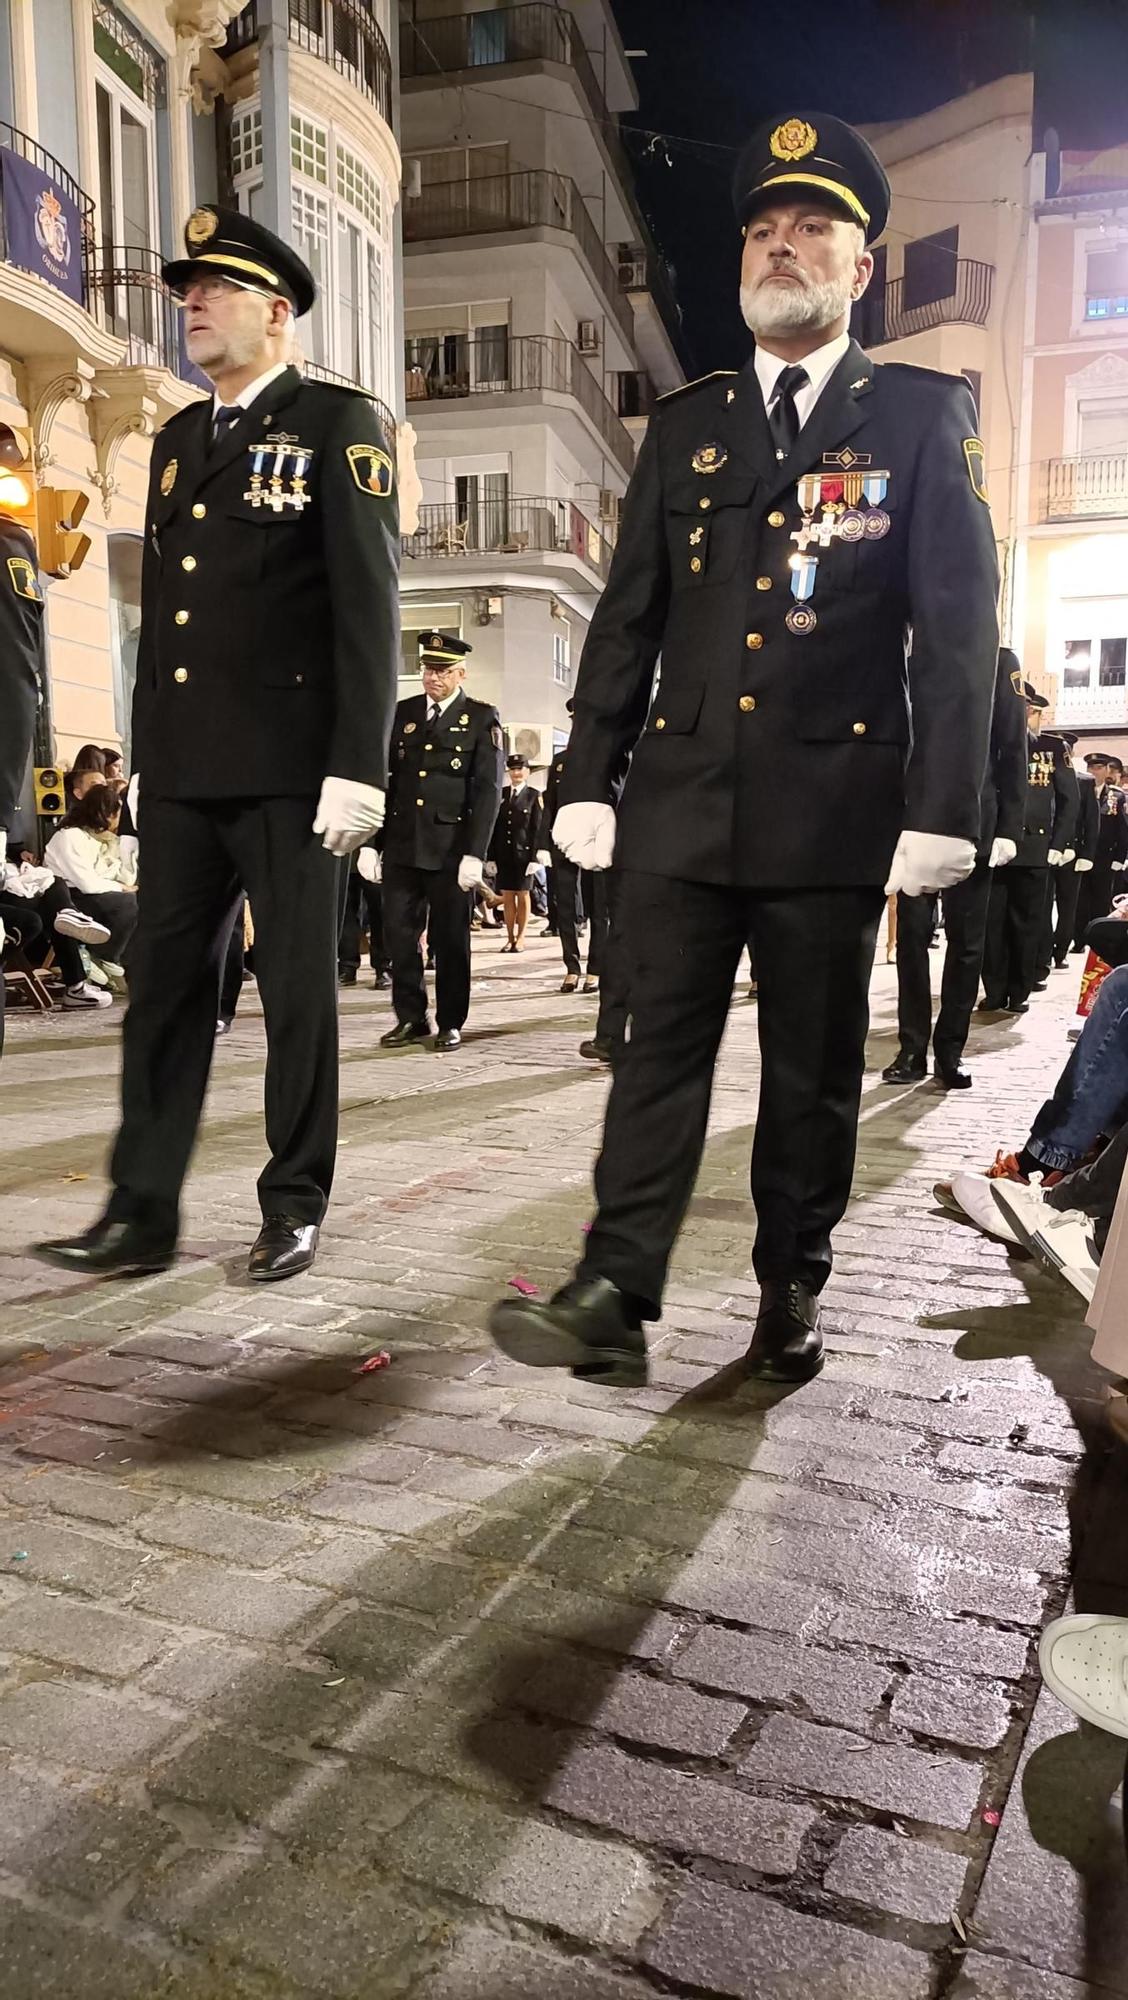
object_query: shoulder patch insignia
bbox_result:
[345,443,394,497]
[1010,669,1023,696]
[7,556,40,602]
[963,438,989,504]
[160,458,177,497]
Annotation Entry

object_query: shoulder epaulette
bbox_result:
[873,360,971,391]
[161,396,207,432]
[657,371,738,406]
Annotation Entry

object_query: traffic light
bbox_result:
[33,766,65,816]
[35,485,90,578]
[0,422,36,532]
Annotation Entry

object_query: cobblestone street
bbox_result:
[1,931,1126,2000]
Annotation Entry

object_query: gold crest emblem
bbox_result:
[692,443,728,475]
[963,437,989,505]
[160,458,177,497]
[186,208,217,247]
[770,119,818,162]
[404,722,416,734]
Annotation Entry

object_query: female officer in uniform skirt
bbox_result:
[489,753,544,951]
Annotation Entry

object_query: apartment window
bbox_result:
[455,471,509,549]
[1100,637,1127,687]
[553,627,571,687]
[1085,245,1128,321]
[1063,639,1092,690]
[1078,400,1128,455]
[1062,635,1128,691]
[291,183,331,366]
[93,1,163,108]
[337,143,381,230]
[94,4,161,351]
[291,113,329,185]
[229,107,263,179]
[902,226,958,313]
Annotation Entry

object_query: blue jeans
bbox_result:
[1027,964,1128,1172]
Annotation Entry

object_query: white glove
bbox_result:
[553,801,616,871]
[1047,849,1065,867]
[1075,857,1094,873]
[313,777,385,857]
[1113,860,1127,873]
[988,837,1017,869]
[457,855,484,892]
[885,831,976,898]
[524,861,539,879]
[356,846,381,885]
[535,849,552,866]
[1062,849,1076,865]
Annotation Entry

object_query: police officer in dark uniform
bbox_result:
[0,511,44,1060]
[36,206,398,1281]
[488,112,999,1388]
[1047,734,1097,971]
[980,683,1078,1014]
[488,754,545,949]
[883,646,1027,1089]
[380,632,502,1052]
[542,709,605,993]
[1073,751,1128,943]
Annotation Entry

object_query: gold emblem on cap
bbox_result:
[186,208,217,247]
[770,119,818,162]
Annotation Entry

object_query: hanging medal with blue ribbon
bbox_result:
[786,550,819,635]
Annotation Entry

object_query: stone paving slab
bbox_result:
[0,936,1126,1995]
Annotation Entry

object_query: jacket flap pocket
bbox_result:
[646,677,706,735]
[667,471,756,515]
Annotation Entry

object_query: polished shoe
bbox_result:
[248,1216,319,1283]
[1053,958,1070,971]
[580,1036,613,1063]
[380,1019,431,1047]
[1006,999,1030,1015]
[374,970,391,990]
[338,966,357,986]
[560,975,579,993]
[582,975,599,994]
[934,1064,973,1090]
[1032,979,1049,994]
[745,1280,824,1382]
[882,1054,927,1084]
[433,1028,461,1052]
[215,1017,232,1037]
[488,1275,648,1386]
[977,997,1007,1014]
[34,1216,176,1277]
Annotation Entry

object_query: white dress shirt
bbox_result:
[753,329,852,434]
[425,687,462,724]
[210,360,290,422]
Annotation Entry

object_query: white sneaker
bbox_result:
[54,906,111,947]
[949,1170,1025,1245]
[62,981,113,1010]
[991,1179,1099,1299]
[1039,1615,1128,1738]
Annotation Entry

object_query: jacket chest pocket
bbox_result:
[666,472,755,588]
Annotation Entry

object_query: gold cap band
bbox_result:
[757,171,870,226]
[192,250,283,287]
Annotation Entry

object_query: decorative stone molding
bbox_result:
[25,358,98,474]
[87,364,205,511]
[396,421,422,537]
[168,1,243,111]
[1067,351,1128,388]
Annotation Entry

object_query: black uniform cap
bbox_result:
[1086,749,1119,766]
[506,752,529,769]
[418,631,472,666]
[1021,681,1048,710]
[733,112,890,245]
[162,206,316,317]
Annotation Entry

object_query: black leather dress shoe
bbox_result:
[488,1275,648,1386]
[882,1055,926,1084]
[338,967,357,986]
[433,1028,461,1052]
[746,1280,824,1382]
[248,1217,319,1282]
[934,1064,973,1090]
[579,1036,613,1063]
[34,1217,175,1277]
[977,998,1006,1014]
[374,970,391,991]
[1007,999,1030,1015]
[380,1019,431,1048]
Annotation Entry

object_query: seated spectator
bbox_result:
[0,855,114,1008]
[44,784,138,971]
[66,744,108,809]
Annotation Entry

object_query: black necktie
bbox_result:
[768,365,809,461]
[428,702,441,727]
[209,404,241,452]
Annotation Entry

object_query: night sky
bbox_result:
[612,0,1128,375]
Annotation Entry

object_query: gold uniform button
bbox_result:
[416,797,424,806]
[175,609,189,625]
[419,769,427,777]
[853,721,867,736]
[295,673,304,685]
[746,632,763,650]
[768,510,786,528]
[173,667,188,684]
[424,742,433,750]
[192,503,206,519]
[699,497,711,511]
[739,695,756,713]
[654,717,666,730]
[181,556,197,572]
[690,557,702,573]
[755,576,772,592]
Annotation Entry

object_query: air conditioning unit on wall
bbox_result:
[577,320,600,354]
[599,489,621,524]
[510,722,552,767]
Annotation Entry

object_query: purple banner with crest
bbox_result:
[1,147,83,304]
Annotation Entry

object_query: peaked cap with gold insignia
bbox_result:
[161,206,316,317]
[732,111,890,245]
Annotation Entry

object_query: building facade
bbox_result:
[396,0,684,769]
[0,0,402,800]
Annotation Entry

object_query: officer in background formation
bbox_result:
[1073,751,1128,946]
[980,682,1078,1015]
[1046,735,1097,973]
[542,705,605,994]
[488,753,544,951]
[0,508,44,1060]
[883,646,1026,1089]
[380,632,503,1052]
[489,111,999,1388]
[37,206,398,1282]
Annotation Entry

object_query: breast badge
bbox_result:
[691,444,728,475]
[160,458,177,497]
[345,443,394,497]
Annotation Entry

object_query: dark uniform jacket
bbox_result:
[980,650,1028,856]
[1074,774,1100,866]
[384,693,502,871]
[489,784,545,879]
[0,519,43,827]
[542,752,566,850]
[560,339,999,888]
[1095,782,1128,868]
[1014,730,1079,867]
[132,366,399,800]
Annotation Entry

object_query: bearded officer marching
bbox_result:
[36,206,399,1283]
[489,112,999,1386]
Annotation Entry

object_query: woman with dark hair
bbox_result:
[44,784,138,970]
[66,744,108,809]
[101,747,125,786]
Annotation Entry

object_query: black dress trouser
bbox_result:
[982,865,1048,1008]
[338,865,388,975]
[593,870,628,1052]
[383,858,471,1032]
[1049,863,1082,969]
[578,872,884,1316]
[895,862,992,1069]
[557,855,610,979]
[1075,858,1117,946]
[107,795,340,1239]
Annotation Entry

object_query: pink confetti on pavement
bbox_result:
[357,1351,392,1374]
[981,1809,1001,1827]
[507,1275,540,1297]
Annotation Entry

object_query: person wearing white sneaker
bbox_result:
[1040,1615,1128,1739]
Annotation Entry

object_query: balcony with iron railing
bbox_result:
[1044,453,1128,523]
[402,494,613,580]
[618,244,683,351]
[404,332,634,475]
[224,0,392,122]
[301,359,396,441]
[855,258,995,346]
[91,245,182,372]
[0,120,97,308]
[403,170,634,351]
